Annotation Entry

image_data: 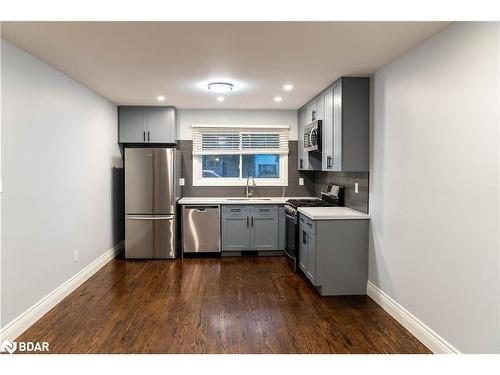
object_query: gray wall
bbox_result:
[0,40,123,328]
[370,22,500,353]
[178,140,315,197]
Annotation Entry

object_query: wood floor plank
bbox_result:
[16,255,430,354]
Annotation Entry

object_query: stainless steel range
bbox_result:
[284,190,344,273]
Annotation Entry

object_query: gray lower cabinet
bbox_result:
[251,206,279,250]
[118,106,176,144]
[222,205,281,251]
[299,215,316,283]
[221,206,251,251]
[299,214,368,296]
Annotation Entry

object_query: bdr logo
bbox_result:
[0,340,49,353]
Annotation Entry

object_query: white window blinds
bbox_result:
[192,125,289,155]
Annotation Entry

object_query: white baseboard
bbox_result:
[0,241,124,342]
[366,281,460,354]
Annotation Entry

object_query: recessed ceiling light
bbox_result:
[283,84,293,91]
[157,95,165,101]
[217,97,225,102]
[274,96,283,102]
[208,82,234,93]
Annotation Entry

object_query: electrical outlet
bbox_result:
[74,250,79,263]
[179,178,185,186]
[298,178,304,186]
[354,182,359,194]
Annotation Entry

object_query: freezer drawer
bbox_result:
[125,215,176,259]
[182,206,220,253]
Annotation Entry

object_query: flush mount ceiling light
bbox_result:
[283,84,293,91]
[157,95,165,101]
[208,82,234,93]
[216,97,225,102]
[274,96,283,102]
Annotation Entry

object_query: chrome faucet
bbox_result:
[246,176,256,198]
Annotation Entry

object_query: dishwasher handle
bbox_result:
[183,205,220,212]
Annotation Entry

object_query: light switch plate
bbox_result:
[354,182,359,194]
[179,178,185,186]
[298,178,304,186]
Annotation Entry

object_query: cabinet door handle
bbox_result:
[251,216,254,227]
[302,231,307,244]
[246,216,249,227]
[327,156,332,168]
[148,131,150,142]
[143,131,145,142]
[300,159,303,168]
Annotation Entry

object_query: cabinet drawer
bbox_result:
[252,205,278,217]
[222,205,250,218]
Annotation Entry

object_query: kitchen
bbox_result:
[120,76,371,298]
[1,17,499,366]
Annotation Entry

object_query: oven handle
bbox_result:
[285,213,297,224]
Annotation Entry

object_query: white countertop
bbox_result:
[298,207,370,220]
[178,197,316,205]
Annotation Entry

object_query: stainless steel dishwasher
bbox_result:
[182,205,221,253]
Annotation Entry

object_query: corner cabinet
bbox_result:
[118,106,176,144]
[298,77,369,172]
[221,205,281,252]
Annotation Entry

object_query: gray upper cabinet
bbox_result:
[321,90,334,171]
[298,107,308,170]
[323,77,370,172]
[298,76,369,172]
[119,106,176,144]
[119,107,145,143]
[146,107,176,143]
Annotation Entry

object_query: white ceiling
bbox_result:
[1,21,450,109]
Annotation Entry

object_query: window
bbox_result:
[192,125,289,186]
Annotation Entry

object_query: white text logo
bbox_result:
[0,340,17,354]
[0,340,49,354]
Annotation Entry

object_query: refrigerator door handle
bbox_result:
[126,215,175,220]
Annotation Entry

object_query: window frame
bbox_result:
[191,124,289,187]
[192,153,288,186]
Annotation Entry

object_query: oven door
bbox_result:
[284,211,299,272]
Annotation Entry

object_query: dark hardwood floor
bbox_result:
[17,255,430,354]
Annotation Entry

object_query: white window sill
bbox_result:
[192,179,288,187]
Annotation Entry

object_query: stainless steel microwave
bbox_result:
[304,120,322,152]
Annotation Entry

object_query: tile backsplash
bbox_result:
[314,171,369,213]
[177,140,369,213]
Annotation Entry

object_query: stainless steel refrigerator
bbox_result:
[124,148,179,259]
